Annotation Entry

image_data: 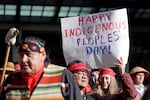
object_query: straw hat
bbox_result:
[0,62,15,72]
[130,66,149,78]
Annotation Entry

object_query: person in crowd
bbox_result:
[0,62,15,96]
[91,57,137,100]
[14,63,21,71]
[0,62,15,80]
[130,66,149,100]
[67,60,95,100]
[142,84,150,100]
[89,69,99,89]
[0,36,83,100]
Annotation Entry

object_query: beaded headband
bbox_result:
[19,41,45,53]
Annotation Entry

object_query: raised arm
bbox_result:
[114,57,137,99]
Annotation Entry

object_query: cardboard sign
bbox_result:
[61,8,129,69]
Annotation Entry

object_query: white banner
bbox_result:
[61,8,129,69]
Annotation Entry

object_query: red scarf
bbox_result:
[21,65,44,91]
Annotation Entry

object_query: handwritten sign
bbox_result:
[61,8,129,69]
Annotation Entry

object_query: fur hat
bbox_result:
[130,66,149,78]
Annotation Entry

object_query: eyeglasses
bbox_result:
[73,71,90,76]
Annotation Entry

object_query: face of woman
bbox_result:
[133,72,145,85]
[99,74,111,89]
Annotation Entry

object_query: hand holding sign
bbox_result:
[114,57,126,75]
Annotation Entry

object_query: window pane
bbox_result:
[80,7,92,15]
[0,5,4,15]
[68,7,80,16]
[59,6,69,17]
[31,6,43,16]
[20,5,31,16]
[5,5,16,15]
[43,6,55,17]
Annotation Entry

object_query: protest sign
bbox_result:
[61,8,129,69]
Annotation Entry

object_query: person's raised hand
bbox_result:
[114,57,126,75]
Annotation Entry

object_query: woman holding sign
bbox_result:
[90,57,137,100]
